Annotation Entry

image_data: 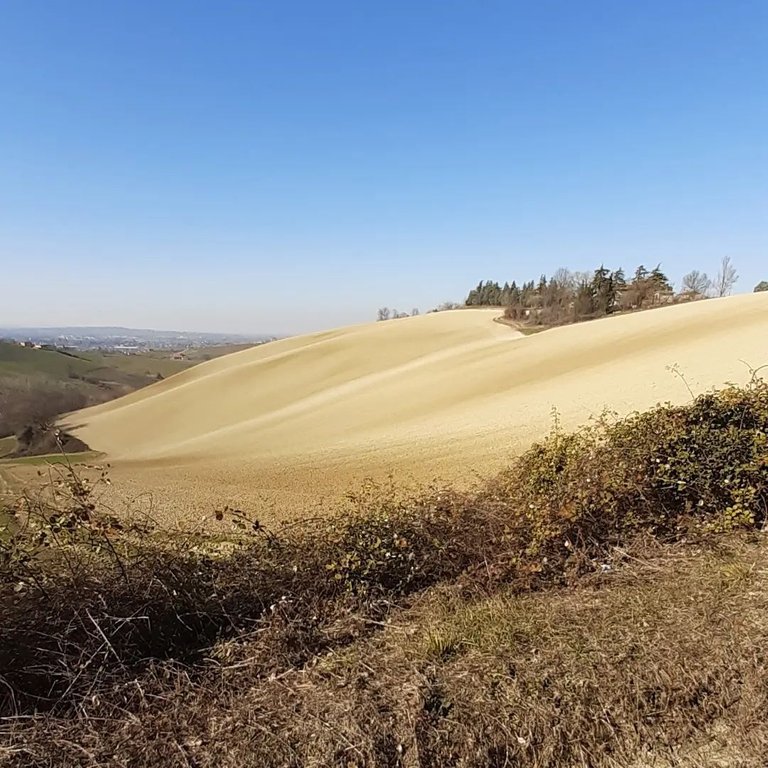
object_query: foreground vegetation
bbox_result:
[2,380,768,765]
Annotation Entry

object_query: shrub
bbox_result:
[0,375,92,437]
[490,380,768,561]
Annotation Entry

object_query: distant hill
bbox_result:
[0,326,275,351]
[0,343,98,379]
[0,342,188,387]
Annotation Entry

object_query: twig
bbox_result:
[86,609,123,664]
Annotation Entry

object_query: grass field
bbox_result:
[0,451,102,467]
[79,350,192,379]
[0,343,97,379]
[181,342,258,361]
[0,436,17,459]
[0,341,260,388]
[0,342,193,385]
[0,448,101,510]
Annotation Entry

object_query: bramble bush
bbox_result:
[489,379,768,569]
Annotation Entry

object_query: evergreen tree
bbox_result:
[591,265,615,316]
[650,264,672,293]
[626,265,651,309]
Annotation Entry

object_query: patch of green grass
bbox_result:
[0,343,94,379]
[492,316,551,335]
[0,450,102,467]
[0,343,148,391]
[0,436,16,458]
[80,351,192,379]
[180,343,257,362]
[517,324,550,335]
[0,342,251,387]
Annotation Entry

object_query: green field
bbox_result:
[79,350,192,379]
[0,450,102,467]
[0,342,256,385]
[0,436,17,458]
[0,342,195,386]
[180,342,256,362]
[0,343,97,379]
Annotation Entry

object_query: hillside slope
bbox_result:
[0,342,191,385]
[63,294,768,520]
[0,341,262,446]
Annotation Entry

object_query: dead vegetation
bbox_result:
[0,376,94,439]
[0,375,101,458]
[2,381,768,766]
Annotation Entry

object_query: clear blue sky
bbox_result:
[2,1,766,335]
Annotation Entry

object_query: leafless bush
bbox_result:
[0,376,92,437]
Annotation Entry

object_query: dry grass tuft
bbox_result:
[5,537,768,767]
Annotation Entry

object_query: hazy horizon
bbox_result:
[3,2,766,335]
[0,323,277,338]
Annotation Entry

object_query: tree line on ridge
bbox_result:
[376,256,768,324]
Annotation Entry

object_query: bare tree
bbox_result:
[551,267,576,291]
[411,308,420,316]
[0,375,90,438]
[681,270,711,298]
[432,301,461,312]
[376,307,390,321]
[713,256,738,297]
[572,271,592,289]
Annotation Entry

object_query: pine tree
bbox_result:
[650,264,672,293]
[591,265,616,316]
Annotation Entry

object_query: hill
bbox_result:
[0,326,271,348]
[0,343,95,379]
[0,341,263,448]
[64,292,768,522]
